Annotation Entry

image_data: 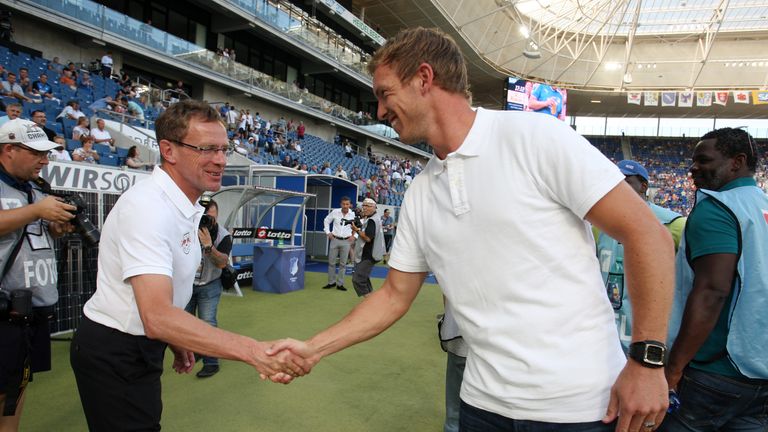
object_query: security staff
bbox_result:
[350,198,385,297]
[322,196,355,291]
[596,160,685,353]
[0,119,75,431]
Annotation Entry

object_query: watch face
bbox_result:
[645,345,665,363]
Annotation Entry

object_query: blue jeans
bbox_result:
[659,368,768,432]
[184,278,223,366]
[445,352,467,432]
[459,401,615,432]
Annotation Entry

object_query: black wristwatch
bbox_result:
[628,340,667,368]
[203,245,212,254]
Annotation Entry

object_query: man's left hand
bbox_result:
[198,228,212,247]
[169,345,195,374]
[664,366,684,392]
[603,360,668,432]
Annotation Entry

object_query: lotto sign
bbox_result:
[256,228,293,240]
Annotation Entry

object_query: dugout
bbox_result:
[304,174,359,258]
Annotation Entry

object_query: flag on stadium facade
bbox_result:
[696,92,712,107]
[714,91,729,106]
[678,91,693,107]
[661,92,676,107]
[752,90,768,105]
[734,91,750,104]
[627,92,642,105]
[644,92,658,106]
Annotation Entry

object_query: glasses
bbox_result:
[14,144,50,159]
[173,140,233,157]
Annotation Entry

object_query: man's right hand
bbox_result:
[36,196,77,223]
[248,340,315,384]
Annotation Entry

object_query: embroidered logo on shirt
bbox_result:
[181,232,192,254]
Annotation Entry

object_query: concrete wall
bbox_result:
[10,14,122,72]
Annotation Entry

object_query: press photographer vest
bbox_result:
[669,185,768,379]
[0,174,58,307]
[354,213,385,263]
[195,224,230,285]
[597,202,681,352]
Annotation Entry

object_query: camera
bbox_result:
[341,208,363,229]
[33,178,100,246]
[198,195,217,237]
[0,289,33,322]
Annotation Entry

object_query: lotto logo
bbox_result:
[256,228,268,239]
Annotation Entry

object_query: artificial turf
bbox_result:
[21,271,448,431]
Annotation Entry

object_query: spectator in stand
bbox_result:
[72,136,99,164]
[322,162,332,175]
[49,135,72,161]
[225,106,237,131]
[280,155,292,167]
[308,165,319,174]
[72,116,90,141]
[344,142,353,158]
[91,119,115,148]
[17,67,31,92]
[57,100,85,120]
[30,73,59,103]
[219,102,229,118]
[100,51,113,78]
[78,71,93,90]
[299,163,308,172]
[117,71,131,89]
[122,97,145,121]
[125,145,149,169]
[335,164,348,180]
[0,102,21,127]
[1,72,32,102]
[48,56,64,74]
[88,96,114,113]
[31,110,56,141]
[59,69,76,91]
[297,121,305,141]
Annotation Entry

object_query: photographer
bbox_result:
[350,198,385,298]
[184,199,232,378]
[0,119,75,430]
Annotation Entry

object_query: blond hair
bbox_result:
[368,27,470,99]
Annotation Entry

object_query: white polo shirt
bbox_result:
[389,108,626,423]
[91,127,112,143]
[83,166,204,336]
[323,208,355,239]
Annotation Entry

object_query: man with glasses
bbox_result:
[69,100,310,432]
[30,111,56,141]
[0,119,75,431]
[349,198,385,297]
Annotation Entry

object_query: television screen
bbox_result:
[504,77,567,121]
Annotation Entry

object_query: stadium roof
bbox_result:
[353,0,768,118]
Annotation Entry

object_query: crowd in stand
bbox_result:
[593,137,768,215]
[0,48,163,167]
[219,102,425,206]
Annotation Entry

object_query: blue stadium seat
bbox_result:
[93,143,112,155]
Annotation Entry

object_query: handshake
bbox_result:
[249,338,321,384]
